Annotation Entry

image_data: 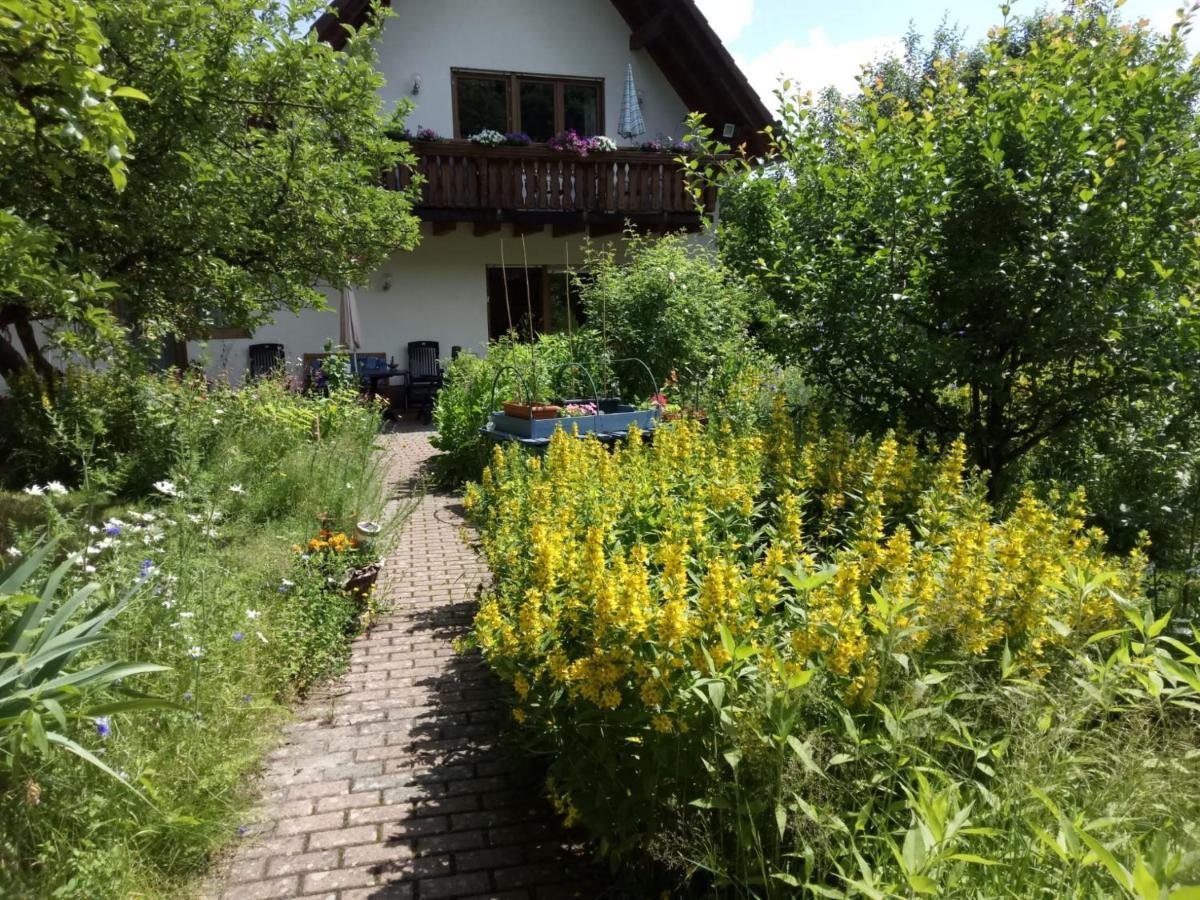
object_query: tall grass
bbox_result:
[0,371,403,898]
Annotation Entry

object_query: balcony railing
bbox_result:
[386,141,717,227]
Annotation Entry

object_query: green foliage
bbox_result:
[0,372,395,898]
[0,544,170,789]
[468,415,1200,898]
[0,0,420,382]
[697,4,1200,503]
[579,231,758,392]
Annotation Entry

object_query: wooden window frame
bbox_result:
[451,68,604,140]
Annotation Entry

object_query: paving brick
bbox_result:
[306,823,379,850]
[265,850,339,877]
[301,866,378,893]
[418,872,492,898]
[221,875,298,900]
[274,810,345,837]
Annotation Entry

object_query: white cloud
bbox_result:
[695,0,755,44]
[740,28,902,113]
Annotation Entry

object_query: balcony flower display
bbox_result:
[415,126,441,142]
[547,131,619,156]
[469,128,506,147]
[503,131,532,146]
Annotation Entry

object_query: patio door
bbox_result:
[487,266,547,340]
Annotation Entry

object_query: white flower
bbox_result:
[179,611,195,619]
[6,547,22,558]
[345,482,353,490]
[153,480,178,497]
[202,527,220,539]
[88,525,101,535]
[45,481,67,496]
[23,485,45,497]
[186,514,203,524]
[229,484,245,495]
[83,565,97,574]
[188,645,204,659]
[246,609,261,620]
[162,599,176,609]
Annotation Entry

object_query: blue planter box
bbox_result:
[489,405,660,439]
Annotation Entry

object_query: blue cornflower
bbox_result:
[105,525,121,537]
[138,559,156,579]
[232,631,245,642]
[94,716,111,738]
[243,695,252,703]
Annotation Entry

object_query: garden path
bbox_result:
[214,423,604,900]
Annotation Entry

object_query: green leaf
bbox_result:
[908,873,939,894]
[947,853,999,866]
[111,86,150,101]
[787,735,823,776]
[775,803,788,838]
[1168,887,1200,900]
[1079,830,1131,890]
[1132,857,1160,900]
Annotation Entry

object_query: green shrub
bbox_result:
[579,231,757,393]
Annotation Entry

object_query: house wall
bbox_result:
[186,224,620,386]
[375,0,691,142]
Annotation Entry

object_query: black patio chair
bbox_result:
[407,341,443,423]
[248,343,285,380]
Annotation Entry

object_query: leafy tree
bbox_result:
[0,0,419,385]
[697,3,1200,499]
[0,0,139,381]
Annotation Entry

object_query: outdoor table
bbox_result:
[366,368,409,418]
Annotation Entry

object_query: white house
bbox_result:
[184,0,772,383]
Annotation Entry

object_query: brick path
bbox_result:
[215,424,606,900]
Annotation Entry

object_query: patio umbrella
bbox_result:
[618,63,645,141]
[339,286,363,372]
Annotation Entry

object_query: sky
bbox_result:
[694,0,1200,110]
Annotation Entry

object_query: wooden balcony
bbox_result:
[386,141,718,236]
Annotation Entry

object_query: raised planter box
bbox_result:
[489,405,660,439]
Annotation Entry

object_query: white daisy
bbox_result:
[229,484,245,494]
[23,485,45,497]
[246,609,261,620]
[188,646,204,659]
[6,547,22,558]
[153,480,178,497]
[45,481,68,496]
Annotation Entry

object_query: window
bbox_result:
[454,69,603,141]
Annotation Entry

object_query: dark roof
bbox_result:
[314,0,773,154]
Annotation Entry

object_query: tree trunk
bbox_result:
[0,327,30,383]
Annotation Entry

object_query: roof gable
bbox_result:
[315,0,773,153]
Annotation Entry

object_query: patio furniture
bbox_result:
[248,343,285,379]
[363,364,410,420]
[407,341,443,423]
[301,351,386,392]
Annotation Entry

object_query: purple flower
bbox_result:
[415,126,440,141]
[138,559,156,580]
[238,824,249,836]
[94,716,111,738]
[105,525,122,537]
[503,131,532,146]
[243,695,253,703]
[232,631,245,642]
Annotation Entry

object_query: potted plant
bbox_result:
[502,399,562,420]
